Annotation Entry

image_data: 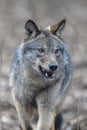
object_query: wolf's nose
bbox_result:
[49,63,58,71]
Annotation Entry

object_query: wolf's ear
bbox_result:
[50,19,66,36]
[24,20,40,39]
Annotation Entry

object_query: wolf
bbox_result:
[9,19,72,130]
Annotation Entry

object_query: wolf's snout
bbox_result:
[49,63,58,71]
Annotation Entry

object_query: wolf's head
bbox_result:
[20,19,71,81]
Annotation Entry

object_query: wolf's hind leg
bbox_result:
[50,113,63,130]
[55,113,63,130]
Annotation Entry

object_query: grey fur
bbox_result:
[9,19,72,130]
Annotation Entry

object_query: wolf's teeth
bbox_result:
[45,73,48,77]
[52,73,54,77]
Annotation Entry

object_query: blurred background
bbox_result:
[0,0,87,130]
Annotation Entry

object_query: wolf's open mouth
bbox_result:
[39,65,54,78]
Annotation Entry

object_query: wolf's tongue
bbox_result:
[47,72,53,76]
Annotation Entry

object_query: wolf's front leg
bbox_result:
[36,92,55,130]
[12,92,32,130]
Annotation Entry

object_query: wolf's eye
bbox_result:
[37,48,45,53]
